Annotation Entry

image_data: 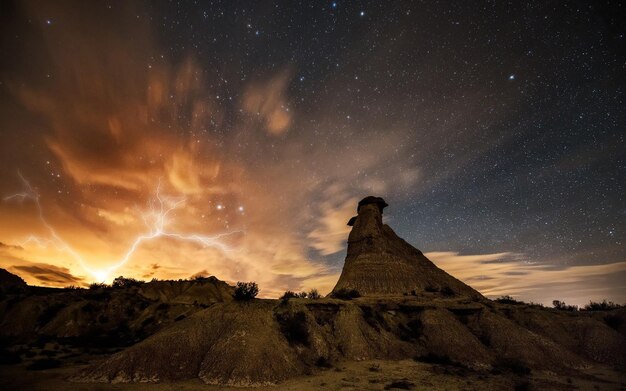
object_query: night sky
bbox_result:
[0,1,624,305]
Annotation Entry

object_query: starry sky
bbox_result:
[0,1,624,305]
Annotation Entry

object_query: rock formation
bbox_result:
[333,196,481,298]
[0,268,27,294]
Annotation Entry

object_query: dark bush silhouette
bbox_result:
[331,288,361,300]
[112,276,144,289]
[280,290,298,301]
[308,289,321,299]
[495,295,524,305]
[553,300,578,311]
[582,299,623,311]
[233,281,258,300]
[276,311,309,346]
[89,282,109,290]
[297,291,308,298]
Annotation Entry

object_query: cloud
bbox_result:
[242,70,294,135]
[308,197,356,255]
[427,251,626,306]
[1,2,434,298]
[10,262,84,286]
[0,242,23,250]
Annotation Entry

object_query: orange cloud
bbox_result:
[242,70,294,135]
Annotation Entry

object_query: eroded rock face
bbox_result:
[333,197,481,298]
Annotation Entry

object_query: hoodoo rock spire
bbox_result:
[332,196,481,298]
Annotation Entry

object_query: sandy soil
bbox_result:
[1,357,624,391]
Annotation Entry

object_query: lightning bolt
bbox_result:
[3,172,242,282]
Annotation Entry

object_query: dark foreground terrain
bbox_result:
[0,274,625,390]
[2,357,625,390]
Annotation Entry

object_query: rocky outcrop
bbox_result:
[0,268,27,294]
[138,276,234,305]
[0,276,233,344]
[332,197,481,298]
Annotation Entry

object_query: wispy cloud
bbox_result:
[427,251,626,306]
[10,262,84,286]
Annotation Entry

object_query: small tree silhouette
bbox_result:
[308,289,321,299]
[583,299,623,311]
[552,300,578,311]
[112,276,144,289]
[89,282,109,290]
[280,290,298,301]
[233,281,258,300]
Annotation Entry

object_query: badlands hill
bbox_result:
[0,196,625,389]
[72,197,625,386]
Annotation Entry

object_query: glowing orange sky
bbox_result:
[1,1,624,306]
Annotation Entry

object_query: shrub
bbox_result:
[582,299,623,311]
[276,311,309,346]
[495,295,523,305]
[112,276,144,289]
[298,291,308,298]
[331,288,361,300]
[280,291,298,301]
[89,282,109,290]
[308,289,321,299]
[552,300,578,311]
[233,281,258,300]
